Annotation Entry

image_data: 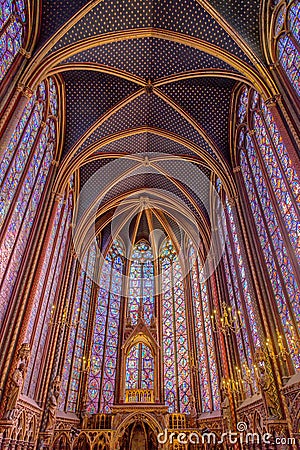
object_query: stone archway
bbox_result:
[73,433,91,450]
[129,422,147,450]
[112,412,165,450]
[52,432,71,450]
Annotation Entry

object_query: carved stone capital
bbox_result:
[19,48,31,59]
[227,196,238,206]
[51,191,64,202]
[269,61,280,70]
[265,94,282,107]
[22,87,34,100]
[71,248,78,259]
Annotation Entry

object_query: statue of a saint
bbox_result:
[221,394,232,430]
[18,343,30,368]
[188,395,198,427]
[126,314,132,328]
[45,376,61,431]
[80,392,89,429]
[4,363,25,419]
[258,365,278,418]
[150,314,156,328]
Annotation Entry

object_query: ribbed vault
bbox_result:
[25,0,276,248]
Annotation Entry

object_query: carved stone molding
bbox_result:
[265,94,282,107]
[281,373,300,436]
[0,395,42,449]
[19,48,31,59]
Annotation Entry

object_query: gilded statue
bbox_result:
[4,343,31,420]
[258,364,278,419]
[80,392,89,429]
[254,347,280,419]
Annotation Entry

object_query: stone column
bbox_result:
[0,85,33,160]
[0,194,62,419]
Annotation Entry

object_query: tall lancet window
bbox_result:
[236,86,300,369]
[24,182,73,398]
[0,78,59,331]
[128,241,154,326]
[86,240,124,414]
[0,0,26,83]
[60,242,97,413]
[272,0,300,97]
[161,240,191,413]
[189,245,220,411]
[125,343,154,390]
[216,180,260,395]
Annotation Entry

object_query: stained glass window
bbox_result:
[225,201,260,347]
[60,242,97,412]
[189,245,220,412]
[24,187,73,398]
[273,0,300,97]
[161,240,191,413]
[216,188,260,396]
[237,86,248,123]
[0,78,58,332]
[237,87,300,369]
[0,0,26,83]
[125,343,154,390]
[128,241,154,326]
[85,241,124,414]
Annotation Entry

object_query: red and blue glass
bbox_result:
[237,87,300,369]
[189,245,220,412]
[128,241,154,326]
[86,241,123,414]
[0,79,58,332]
[161,241,191,413]
[125,343,154,390]
[0,0,26,82]
[275,1,300,96]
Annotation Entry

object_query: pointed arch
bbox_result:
[85,240,124,414]
[127,241,155,327]
[160,239,191,413]
[0,77,61,335]
[269,0,300,100]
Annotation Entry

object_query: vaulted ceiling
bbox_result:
[30,0,272,249]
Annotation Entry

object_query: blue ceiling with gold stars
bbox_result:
[60,38,237,78]
[35,0,266,235]
[63,71,140,153]
[51,0,253,65]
